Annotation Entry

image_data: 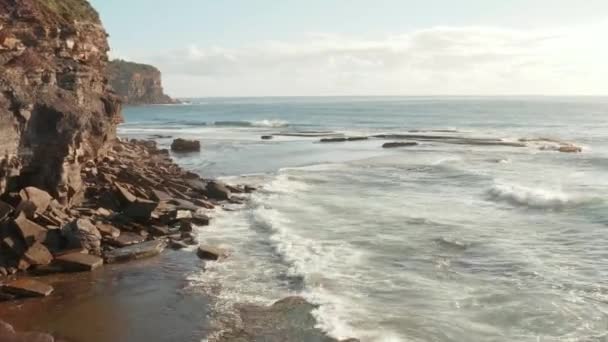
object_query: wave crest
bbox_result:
[487,183,597,209]
[213,120,289,128]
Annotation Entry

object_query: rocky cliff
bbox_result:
[107,59,177,105]
[0,0,122,205]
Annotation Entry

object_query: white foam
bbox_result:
[251,119,289,128]
[487,182,596,209]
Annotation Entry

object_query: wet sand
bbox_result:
[0,250,211,342]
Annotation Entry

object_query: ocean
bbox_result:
[120,96,608,342]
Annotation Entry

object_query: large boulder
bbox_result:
[170,139,200,152]
[62,219,102,255]
[104,240,166,264]
[205,181,231,200]
[197,245,227,261]
[19,187,52,215]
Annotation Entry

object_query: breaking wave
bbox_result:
[213,120,289,128]
[487,183,599,209]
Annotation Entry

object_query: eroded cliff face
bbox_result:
[0,0,122,205]
[108,59,177,105]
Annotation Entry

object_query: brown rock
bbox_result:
[11,213,47,246]
[206,181,231,201]
[19,187,52,215]
[382,142,419,148]
[104,240,166,264]
[170,139,200,152]
[197,245,227,261]
[0,200,14,222]
[192,213,210,226]
[558,145,582,153]
[23,243,53,266]
[107,232,145,248]
[62,219,102,254]
[96,223,121,238]
[2,236,26,256]
[55,252,103,272]
[2,278,53,298]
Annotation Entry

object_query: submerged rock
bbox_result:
[383,142,419,148]
[197,245,227,261]
[206,181,231,200]
[2,278,53,298]
[171,139,201,152]
[216,296,359,342]
[104,240,166,264]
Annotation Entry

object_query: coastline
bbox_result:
[0,138,358,342]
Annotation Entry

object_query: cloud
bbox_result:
[131,23,608,96]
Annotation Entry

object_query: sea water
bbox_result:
[120,96,608,342]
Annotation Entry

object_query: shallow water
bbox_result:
[121,96,608,341]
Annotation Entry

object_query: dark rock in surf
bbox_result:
[170,139,201,152]
[320,137,347,143]
[261,135,274,140]
[104,240,166,264]
[197,245,226,261]
[205,181,231,201]
[216,296,360,342]
[383,142,419,148]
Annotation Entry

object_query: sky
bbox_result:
[90,0,608,97]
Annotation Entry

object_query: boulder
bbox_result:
[19,187,52,215]
[168,239,189,250]
[62,219,102,255]
[11,213,47,246]
[0,200,14,222]
[206,181,231,201]
[2,278,53,298]
[104,240,166,264]
[115,183,159,220]
[382,142,419,148]
[558,145,582,153]
[2,236,26,256]
[107,232,146,248]
[124,198,158,221]
[170,139,200,152]
[192,213,210,226]
[261,135,273,140]
[96,223,121,238]
[55,253,103,272]
[23,243,53,266]
[320,137,347,143]
[197,245,227,261]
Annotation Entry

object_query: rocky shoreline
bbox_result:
[0,138,242,295]
[0,138,358,342]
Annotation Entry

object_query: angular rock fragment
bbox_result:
[96,223,121,238]
[2,278,53,297]
[196,245,227,261]
[382,142,419,148]
[170,138,200,152]
[11,213,47,246]
[55,252,103,272]
[104,240,166,264]
[23,243,53,266]
[107,232,146,248]
[19,187,52,215]
[62,219,102,255]
[205,181,231,201]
